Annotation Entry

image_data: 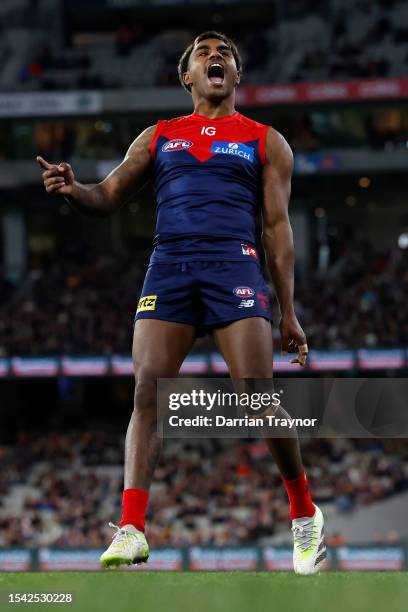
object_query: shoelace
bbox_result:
[292,520,317,552]
[108,522,138,546]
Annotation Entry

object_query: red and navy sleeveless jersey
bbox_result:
[149,111,270,263]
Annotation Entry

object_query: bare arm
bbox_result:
[262,128,308,365]
[36,125,156,217]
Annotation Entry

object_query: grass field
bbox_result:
[1,571,407,612]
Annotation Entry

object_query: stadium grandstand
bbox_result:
[1,434,408,550]
[2,0,408,91]
[1,0,408,581]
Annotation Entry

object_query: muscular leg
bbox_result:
[213,317,303,479]
[100,318,196,565]
[125,319,196,490]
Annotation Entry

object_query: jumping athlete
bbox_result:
[37,31,326,575]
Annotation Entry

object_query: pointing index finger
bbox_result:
[36,156,52,170]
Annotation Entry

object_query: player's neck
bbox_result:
[192,98,236,120]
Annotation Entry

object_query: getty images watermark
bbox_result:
[167,388,317,430]
[157,378,408,439]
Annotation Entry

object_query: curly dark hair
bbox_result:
[178,30,242,93]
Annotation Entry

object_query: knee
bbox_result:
[134,376,157,414]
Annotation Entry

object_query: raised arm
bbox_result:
[36,125,156,217]
[261,128,308,366]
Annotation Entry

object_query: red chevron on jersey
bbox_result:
[150,111,269,163]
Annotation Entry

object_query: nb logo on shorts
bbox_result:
[137,295,157,313]
[238,299,255,309]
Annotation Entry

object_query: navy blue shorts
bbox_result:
[134,261,272,336]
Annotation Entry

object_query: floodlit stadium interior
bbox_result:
[0,0,408,577]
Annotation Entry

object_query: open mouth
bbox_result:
[207,63,225,85]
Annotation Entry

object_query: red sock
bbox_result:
[120,488,149,532]
[282,470,315,520]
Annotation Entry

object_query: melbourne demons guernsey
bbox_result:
[149,111,270,263]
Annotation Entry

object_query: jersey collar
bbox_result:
[189,111,239,122]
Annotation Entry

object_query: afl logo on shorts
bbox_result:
[233,286,255,298]
[162,139,193,152]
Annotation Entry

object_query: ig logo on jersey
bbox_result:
[162,139,193,152]
[201,126,216,136]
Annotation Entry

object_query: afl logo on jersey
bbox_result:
[162,139,193,152]
[233,286,255,298]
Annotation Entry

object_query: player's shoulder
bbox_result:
[236,113,288,143]
[150,114,195,139]
[156,114,193,127]
[265,126,292,155]
[126,124,157,157]
[234,113,272,154]
[235,111,269,132]
[264,126,293,169]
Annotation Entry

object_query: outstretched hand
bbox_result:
[36,156,75,195]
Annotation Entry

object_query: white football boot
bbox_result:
[292,504,326,575]
[100,522,149,569]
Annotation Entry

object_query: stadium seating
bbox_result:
[0,237,406,357]
[0,433,406,547]
[3,0,408,91]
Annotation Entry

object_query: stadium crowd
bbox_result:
[0,246,147,357]
[295,238,408,350]
[0,238,407,357]
[6,0,408,92]
[0,433,407,548]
